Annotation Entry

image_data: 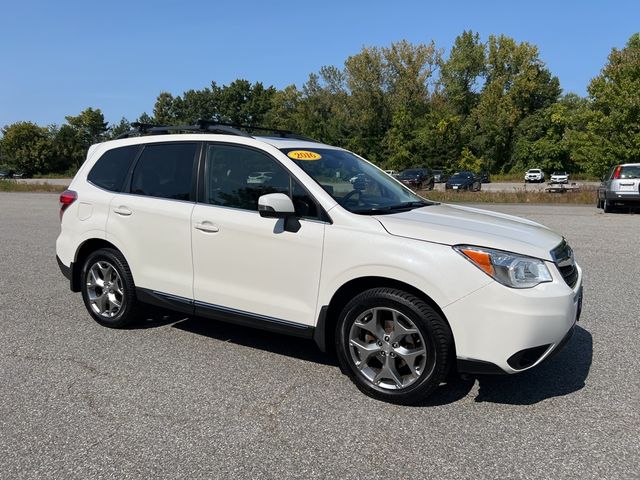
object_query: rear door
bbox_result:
[106,142,200,300]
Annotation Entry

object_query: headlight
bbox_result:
[454,245,552,289]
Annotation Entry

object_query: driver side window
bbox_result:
[204,144,321,220]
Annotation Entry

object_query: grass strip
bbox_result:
[0,180,67,193]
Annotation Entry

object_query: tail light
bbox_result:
[59,190,77,220]
[612,165,622,179]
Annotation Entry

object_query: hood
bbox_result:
[374,204,562,260]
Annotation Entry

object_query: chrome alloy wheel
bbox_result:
[348,307,430,390]
[86,261,124,318]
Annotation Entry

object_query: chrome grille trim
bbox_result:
[551,239,578,288]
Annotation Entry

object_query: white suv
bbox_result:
[524,169,545,183]
[56,122,583,405]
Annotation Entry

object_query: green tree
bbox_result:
[565,33,640,176]
[343,46,390,162]
[0,122,54,173]
[153,92,176,124]
[56,108,109,169]
[440,30,485,115]
[107,117,131,139]
[464,34,561,172]
[512,94,588,172]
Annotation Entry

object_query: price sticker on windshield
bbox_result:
[287,150,322,161]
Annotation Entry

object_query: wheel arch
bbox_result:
[314,276,454,355]
[71,238,125,292]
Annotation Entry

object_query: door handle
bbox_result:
[113,206,132,216]
[194,222,219,233]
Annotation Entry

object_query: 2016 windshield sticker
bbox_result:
[287,150,322,161]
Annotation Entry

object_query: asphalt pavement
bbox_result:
[0,193,638,479]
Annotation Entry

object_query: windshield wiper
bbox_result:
[353,200,436,215]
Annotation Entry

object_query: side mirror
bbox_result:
[258,193,295,219]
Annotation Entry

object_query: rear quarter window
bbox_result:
[87,145,139,192]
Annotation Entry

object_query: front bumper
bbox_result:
[446,263,583,374]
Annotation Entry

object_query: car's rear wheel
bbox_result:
[81,248,139,328]
[603,198,615,213]
[335,288,452,405]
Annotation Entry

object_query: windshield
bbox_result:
[450,172,473,180]
[528,169,541,173]
[398,169,425,178]
[282,148,434,214]
[553,171,567,175]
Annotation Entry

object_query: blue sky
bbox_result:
[1,0,638,127]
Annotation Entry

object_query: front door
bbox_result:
[191,143,325,326]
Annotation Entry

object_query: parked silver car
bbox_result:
[597,163,640,212]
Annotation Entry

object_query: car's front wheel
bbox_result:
[335,288,452,405]
[81,248,139,328]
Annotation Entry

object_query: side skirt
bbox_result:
[136,287,315,340]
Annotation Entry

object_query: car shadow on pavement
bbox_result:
[171,316,337,367]
[471,325,593,405]
[133,310,592,406]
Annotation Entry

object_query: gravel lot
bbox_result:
[0,193,638,479]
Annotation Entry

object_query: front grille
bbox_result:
[559,263,579,288]
[551,240,578,288]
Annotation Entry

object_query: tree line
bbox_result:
[1,31,638,178]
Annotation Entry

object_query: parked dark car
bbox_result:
[12,170,31,179]
[479,171,491,183]
[0,170,14,179]
[597,163,640,212]
[445,171,482,191]
[398,168,435,190]
[433,170,448,183]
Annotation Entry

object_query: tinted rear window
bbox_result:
[620,166,640,179]
[130,143,197,200]
[88,145,139,192]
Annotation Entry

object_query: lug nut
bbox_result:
[377,340,383,347]
[390,352,396,358]
[380,351,386,356]
[392,342,399,348]
[384,335,390,342]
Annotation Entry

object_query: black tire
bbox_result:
[80,248,139,328]
[596,197,603,209]
[427,180,435,191]
[335,287,453,405]
[603,198,615,213]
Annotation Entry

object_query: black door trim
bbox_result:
[136,287,314,339]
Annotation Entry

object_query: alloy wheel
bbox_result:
[348,307,430,390]
[86,261,125,318]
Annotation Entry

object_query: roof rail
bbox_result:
[116,121,251,139]
[115,119,318,143]
[203,121,320,142]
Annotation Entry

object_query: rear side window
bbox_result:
[87,145,139,192]
[130,143,198,200]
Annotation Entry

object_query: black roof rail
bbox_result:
[116,121,251,139]
[114,119,318,142]
[197,120,320,142]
